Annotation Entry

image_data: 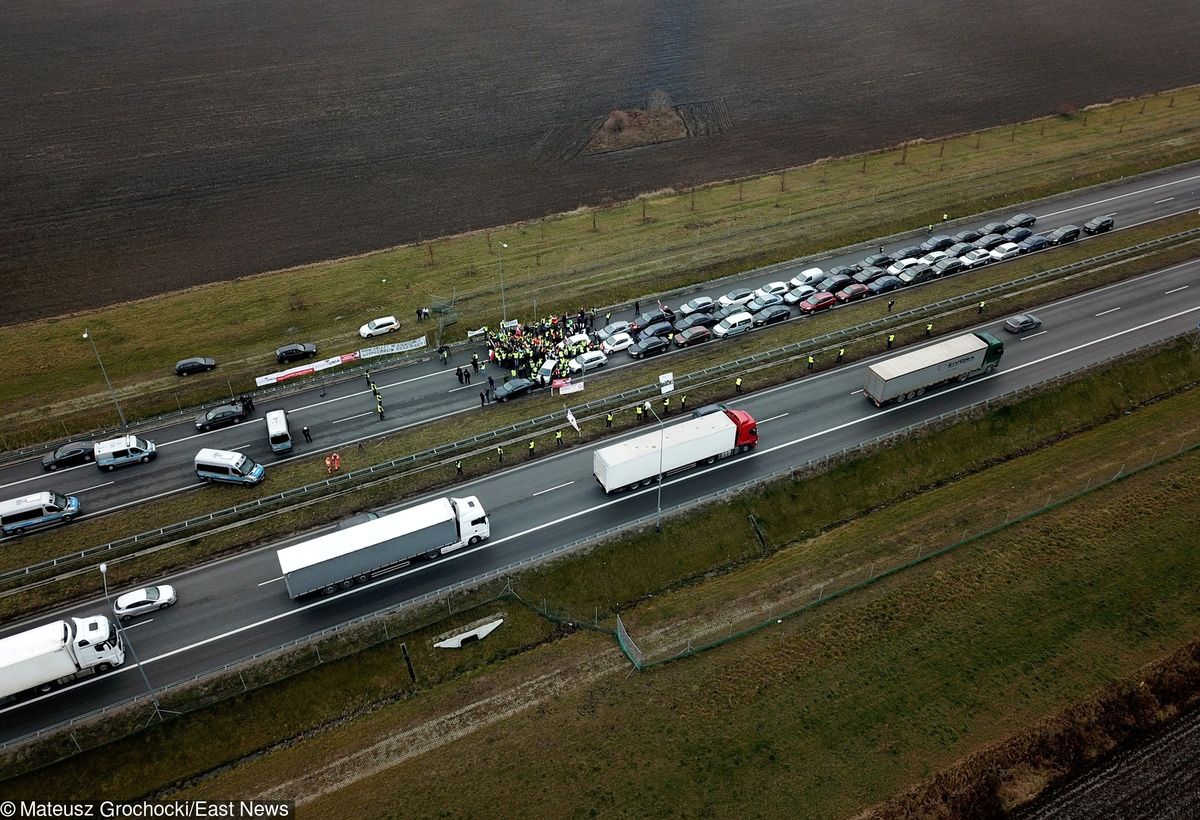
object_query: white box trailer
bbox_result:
[592,409,759,493]
[276,496,490,598]
[863,332,1005,406]
[0,616,125,702]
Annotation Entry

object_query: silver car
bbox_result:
[113,584,178,622]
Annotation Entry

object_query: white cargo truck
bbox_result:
[863,332,1004,406]
[0,616,125,703]
[276,496,490,599]
[592,408,759,493]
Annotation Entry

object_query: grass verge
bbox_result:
[3,85,1200,444]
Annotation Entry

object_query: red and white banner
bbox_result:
[255,353,360,387]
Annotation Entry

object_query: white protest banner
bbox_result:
[359,335,427,359]
[558,381,585,395]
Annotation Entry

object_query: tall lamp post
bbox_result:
[99,563,167,724]
[497,242,509,322]
[83,328,126,427]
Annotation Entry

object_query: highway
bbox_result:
[1,163,1199,519]
[1,255,1197,742]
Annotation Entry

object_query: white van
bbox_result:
[265,409,292,453]
[195,448,265,485]
[713,312,753,338]
[94,436,157,471]
[0,491,81,536]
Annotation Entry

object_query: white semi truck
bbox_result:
[0,616,126,703]
[592,408,759,493]
[276,496,490,599]
[863,332,1005,406]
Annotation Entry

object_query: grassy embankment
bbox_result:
[3,85,1199,445]
[4,336,1199,801]
[5,210,1197,622]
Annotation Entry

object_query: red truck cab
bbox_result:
[724,409,759,450]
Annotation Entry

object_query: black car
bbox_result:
[1006,212,1037,229]
[974,233,1006,251]
[1002,227,1032,244]
[1046,225,1081,245]
[898,264,936,285]
[952,229,982,244]
[895,244,924,262]
[1083,216,1114,235]
[861,253,893,269]
[920,234,954,253]
[752,305,791,326]
[945,242,976,258]
[852,266,887,285]
[195,400,252,432]
[42,441,96,471]
[492,377,537,402]
[629,336,670,358]
[867,275,903,294]
[1018,234,1051,254]
[637,321,675,341]
[175,356,216,376]
[631,307,676,331]
[275,342,318,364]
[817,274,854,294]
[932,257,963,277]
[981,221,1008,236]
[674,326,712,347]
[674,312,718,332]
[827,265,857,279]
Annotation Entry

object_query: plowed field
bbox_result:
[2,0,1198,323]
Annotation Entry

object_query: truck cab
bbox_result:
[978,331,1005,369]
[723,409,759,450]
[70,616,125,673]
[450,496,490,546]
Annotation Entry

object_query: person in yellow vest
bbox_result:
[528,440,536,458]
[555,430,563,448]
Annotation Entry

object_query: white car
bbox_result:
[788,267,825,290]
[600,332,634,354]
[113,584,178,622]
[712,311,753,338]
[595,320,630,342]
[753,282,790,301]
[358,316,400,338]
[960,249,992,268]
[886,258,920,276]
[569,350,608,373]
[990,242,1021,262]
[918,251,947,266]
[677,297,715,316]
[784,285,818,305]
[717,288,755,309]
[556,332,591,351]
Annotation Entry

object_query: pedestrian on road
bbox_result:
[878,245,884,254]
[735,377,743,394]
[302,426,312,443]
[943,213,948,222]
[376,399,385,420]
[604,312,612,324]
[480,390,487,407]
[488,375,495,390]
[496,446,504,462]
[680,395,687,413]
[887,299,895,312]
[456,460,463,477]
[555,430,563,448]
[837,348,845,364]
[927,224,933,235]
[464,369,471,384]
[807,355,815,371]
[365,370,372,386]
[926,322,933,337]
[887,334,895,350]
[978,300,986,314]
[634,300,641,316]
[528,440,536,459]
[455,366,464,384]
[471,354,480,372]
[606,412,613,429]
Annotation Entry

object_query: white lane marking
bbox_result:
[1105,212,1118,217]
[10,302,1200,711]
[1165,285,1189,295]
[1095,307,1122,316]
[447,385,473,393]
[119,619,153,630]
[1018,330,1048,341]
[70,481,113,494]
[1037,171,1200,218]
[259,576,284,586]
[332,412,377,424]
[757,413,790,424]
[1154,197,1175,204]
[850,389,864,395]
[533,481,575,497]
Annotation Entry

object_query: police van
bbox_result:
[265,409,293,453]
[94,436,157,471]
[0,491,81,536]
[194,448,265,485]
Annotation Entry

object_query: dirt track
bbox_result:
[2,0,1199,324]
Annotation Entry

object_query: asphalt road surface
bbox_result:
[1,256,1198,742]
[2,164,1199,519]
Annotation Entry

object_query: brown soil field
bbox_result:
[2,0,1198,324]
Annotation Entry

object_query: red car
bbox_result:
[835,283,871,303]
[799,292,837,314]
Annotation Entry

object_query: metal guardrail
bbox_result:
[3,329,1190,753]
[4,228,1197,588]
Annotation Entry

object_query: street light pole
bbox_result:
[497,242,509,323]
[83,328,126,427]
[99,563,166,724]
[647,404,666,531]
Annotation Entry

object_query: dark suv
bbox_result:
[1046,225,1081,245]
[275,342,318,364]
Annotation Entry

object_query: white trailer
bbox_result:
[863,332,1005,406]
[0,616,125,702]
[276,496,490,599]
[592,408,759,493]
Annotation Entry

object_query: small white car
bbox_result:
[556,332,591,351]
[677,297,715,316]
[717,288,755,309]
[784,285,818,305]
[754,282,790,301]
[788,267,824,290]
[595,320,631,341]
[887,258,920,276]
[990,242,1021,262]
[918,251,947,266]
[960,249,992,268]
[359,316,400,338]
[713,311,753,338]
[569,350,608,373]
[600,332,634,354]
[114,584,178,622]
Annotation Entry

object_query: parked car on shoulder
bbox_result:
[959,249,993,268]
[835,283,871,303]
[492,378,538,402]
[1083,216,1114,235]
[275,342,318,364]
[867,275,903,294]
[990,242,1021,262]
[42,441,96,471]
[1004,313,1043,333]
[852,266,887,285]
[175,356,216,376]
[798,292,837,314]
[674,326,712,347]
[1018,234,1052,254]
[887,258,921,276]
[195,399,252,432]
[1006,212,1037,229]
[628,336,670,358]
[788,267,825,290]
[751,305,791,326]
[358,316,400,338]
[932,257,963,277]
[600,332,634,354]
[677,297,715,316]
[113,584,178,622]
[1046,225,1081,245]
